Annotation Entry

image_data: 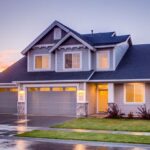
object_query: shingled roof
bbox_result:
[90,44,150,81]
[0,57,93,83]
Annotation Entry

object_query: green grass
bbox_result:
[52,118,150,132]
[18,130,150,144]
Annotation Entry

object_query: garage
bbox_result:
[27,87,77,116]
[0,88,18,114]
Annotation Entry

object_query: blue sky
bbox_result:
[0,0,150,70]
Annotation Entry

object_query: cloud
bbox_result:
[0,49,22,72]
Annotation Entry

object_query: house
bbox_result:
[0,20,149,117]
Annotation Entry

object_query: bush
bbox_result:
[107,103,125,119]
[128,112,134,119]
[137,105,150,120]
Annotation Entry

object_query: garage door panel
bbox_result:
[0,91,17,114]
[27,90,76,116]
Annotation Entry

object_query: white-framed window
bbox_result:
[124,83,145,104]
[97,50,110,70]
[54,28,62,40]
[63,52,82,70]
[34,54,50,70]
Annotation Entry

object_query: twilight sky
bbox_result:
[0,0,150,71]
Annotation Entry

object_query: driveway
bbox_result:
[0,114,73,127]
[0,138,150,150]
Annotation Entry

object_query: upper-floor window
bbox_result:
[54,28,62,40]
[34,54,50,70]
[125,83,145,104]
[63,52,81,70]
[97,51,110,70]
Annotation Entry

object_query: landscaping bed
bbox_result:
[52,118,150,132]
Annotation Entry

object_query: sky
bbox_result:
[0,0,150,71]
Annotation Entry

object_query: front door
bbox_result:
[98,84,108,112]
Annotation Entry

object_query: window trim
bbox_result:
[33,54,51,71]
[96,50,110,71]
[63,51,82,71]
[54,28,62,40]
[124,83,145,104]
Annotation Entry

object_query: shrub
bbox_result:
[128,112,134,119]
[137,105,150,120]
[107,103,125,119]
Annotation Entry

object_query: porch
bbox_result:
[87,82,147,116]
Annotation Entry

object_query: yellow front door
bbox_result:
[98,90,108,112]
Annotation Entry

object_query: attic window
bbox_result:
[54,28,62,40]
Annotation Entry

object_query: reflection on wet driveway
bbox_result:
[0,139,150,150]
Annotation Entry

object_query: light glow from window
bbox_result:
[125,83,144,103]
[98,51,109,69]
[35,55,49,70]
[65,53,81,69]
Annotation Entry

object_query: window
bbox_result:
[34,55,50,70]
[65,87,76,92]
[97,51,110,70]
[54,28,62,40]
[52,87,63,91]
[125,83,145,103]
[39,88,50,92]
[0,88,18,92]
[64,52,81,70]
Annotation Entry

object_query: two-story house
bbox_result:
[0,20,149,117]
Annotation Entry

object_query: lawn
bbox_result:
[18,130,150,144]
[52,118,150,132]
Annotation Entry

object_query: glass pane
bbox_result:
[72,53,80,68]
[134,83,144,102]
[10,88,18,92]
[42,55,49,69]
[40,87,50,92]
[52,87,63,91]
[99,51,109,69]
[65,87,76,91]
[98,84,108,90]
[65,54,72,68]
[126,84,134,102]
[35,56,42,69]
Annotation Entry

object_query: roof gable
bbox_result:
[50,32,95,52]
[21,21,70,55]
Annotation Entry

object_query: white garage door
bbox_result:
[27,87,77,116]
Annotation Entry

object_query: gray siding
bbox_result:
[114,83,150,116]
[37,26,67,45]
[56,48,91,72]
[87,83,97,115]
[0,91,17,114]
[28,48,55,72]
[114,41,129,69]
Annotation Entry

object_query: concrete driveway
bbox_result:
[0,114,74,127]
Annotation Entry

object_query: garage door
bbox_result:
[27,87,77,116]
[0,88,18,114]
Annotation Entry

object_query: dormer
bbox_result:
[95,35,132,71]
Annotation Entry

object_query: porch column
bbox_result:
[17,84,26,115]
[76,83,88,118]
[108,83,114,104]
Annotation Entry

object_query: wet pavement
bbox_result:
[0,114,150,150]
[0,114,73,127]
[0,138,150,150]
